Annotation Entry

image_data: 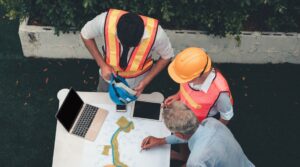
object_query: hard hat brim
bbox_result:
[168,57,212,84]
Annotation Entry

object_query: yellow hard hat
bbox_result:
[168,47,212,83]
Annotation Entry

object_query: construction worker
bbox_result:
[81,9,174,96]
[164,47,233,124]
[141,101,254,167]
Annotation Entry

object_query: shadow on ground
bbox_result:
[0,19,299,167]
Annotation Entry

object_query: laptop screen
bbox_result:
[56,88,84,131]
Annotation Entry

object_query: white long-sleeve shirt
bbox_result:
[189,68,234,120]
[166,118,255,167]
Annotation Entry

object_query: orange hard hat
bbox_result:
[168,47,212,83]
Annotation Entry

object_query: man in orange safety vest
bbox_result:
[81,9,174,96]
[164,47,233,125]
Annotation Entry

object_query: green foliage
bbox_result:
[0,0,27,20]
[245,0,300,32]
[1,0,299,36]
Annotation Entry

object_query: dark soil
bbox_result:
[1,19,300,167]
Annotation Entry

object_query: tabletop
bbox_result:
[52,89,171,167]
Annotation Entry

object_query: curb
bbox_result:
[19,18,300,64]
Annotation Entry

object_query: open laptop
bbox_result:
[55,88,108,141]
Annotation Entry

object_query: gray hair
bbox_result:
[163,101,199,134]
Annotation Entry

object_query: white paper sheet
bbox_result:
[80,104,171,167]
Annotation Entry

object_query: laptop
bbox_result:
[55,88,108,141]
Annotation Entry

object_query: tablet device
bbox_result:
[132,101,162,121]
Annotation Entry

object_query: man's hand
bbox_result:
[134,58,170,96]
[141,136,166,150]
[101,63,114,81]
[164,92,180,107]
[134,79,149,96]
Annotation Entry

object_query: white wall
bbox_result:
[19,18,300,63]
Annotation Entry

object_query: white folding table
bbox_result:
[52,89,171,167]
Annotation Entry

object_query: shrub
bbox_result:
[0,0,299,36]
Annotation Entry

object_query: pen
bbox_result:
[140,137,150,152]
[161,103,167,109]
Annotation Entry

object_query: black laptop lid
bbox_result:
[56,88,84,131]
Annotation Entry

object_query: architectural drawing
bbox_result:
[80,104,170,167]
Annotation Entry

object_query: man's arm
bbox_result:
[164,91,180,107]
[80,35,105,67]
[165,134,188,144]
[80,12,113,80]
[215,93,234,125]
[141,134,187,150]
[219,118,229,125]
[141,136,167,150]
[80,35,113,80]
[134,58,170,96]
[134,25,174,95]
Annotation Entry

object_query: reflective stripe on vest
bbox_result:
[180,84,202,109]
[104,9,158,78]
[179,71,233,122]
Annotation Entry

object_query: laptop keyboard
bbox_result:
[72,104,98,137]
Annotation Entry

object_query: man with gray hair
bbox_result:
[141,101,254,167]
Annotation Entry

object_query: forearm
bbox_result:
[141,136,167,149]
[80,34,106,68]
[165,135,187,145]
[174,91,180,97]
[142,58,170,84]
[219,118,229,125]
[216,93,233,125]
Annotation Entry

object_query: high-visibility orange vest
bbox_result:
[179,71,233,122]
[104,9,158,78]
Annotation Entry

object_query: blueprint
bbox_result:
[80,104,171,167]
